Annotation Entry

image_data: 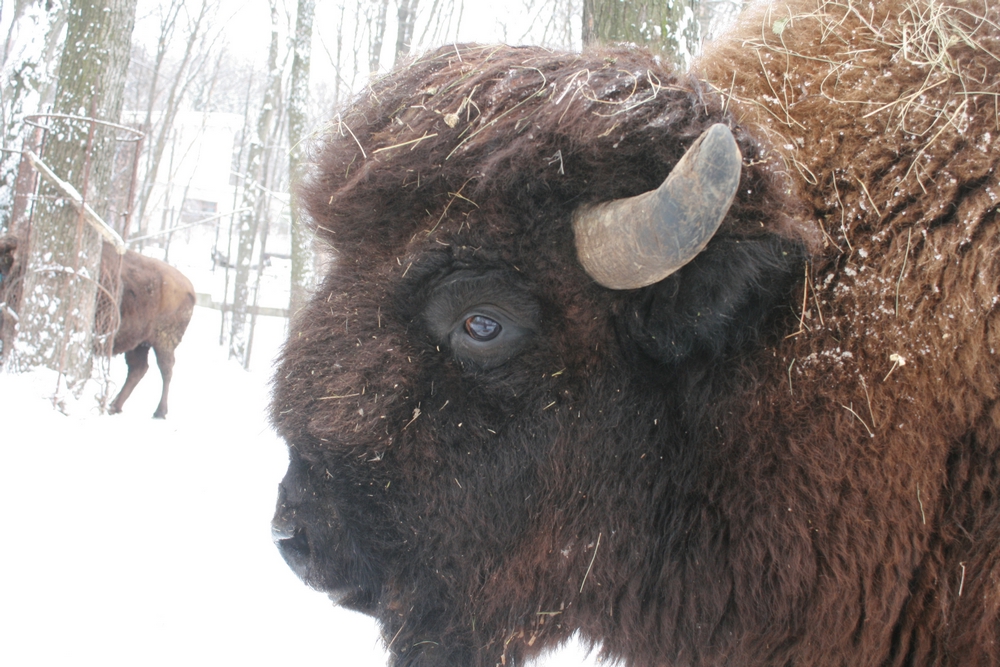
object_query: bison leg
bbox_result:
[151,346,175,419]
[109,344,150,415]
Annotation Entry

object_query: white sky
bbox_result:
[142,0,581,76]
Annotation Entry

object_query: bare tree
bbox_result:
[128,0,185,235]
[317,0,366,106]
[414,0,464,47]
[229,0,281,365]
[582,0,701,67]
[699,0,744,41]
[367,0,390,74]
[0,0,68,229]
[131,0,219,237]
[509,0,580,48]
[11,0,138,395]
[288,0,315,317]
[327,2,349,106]
[394,0,418,65]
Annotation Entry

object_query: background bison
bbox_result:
[105,248,195,418]
[270,0,1000,665]
[0,236,194,418]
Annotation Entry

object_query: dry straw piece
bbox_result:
[699,0,1000,196]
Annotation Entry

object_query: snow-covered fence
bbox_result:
[194,292,288,319]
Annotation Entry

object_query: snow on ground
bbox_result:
[0,243,602,666]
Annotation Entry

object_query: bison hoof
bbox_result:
[108,406,122,415]
[153,411,167,419]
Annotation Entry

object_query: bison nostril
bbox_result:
[275,525,312,575]
[271,519,298,542]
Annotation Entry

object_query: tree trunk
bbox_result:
[582,0,700,68]
[0,0,68,229]
[129,0,183,240]
[133,0,212,239]
[288,0,315,318]
[11,0,137,397]
[367,0,390,74]
[394,0,419,66]
[333,2,346,105]
[229,0,281,364]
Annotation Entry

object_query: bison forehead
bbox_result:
[298,44,762,259]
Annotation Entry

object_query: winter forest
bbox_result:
[0,0,743,386]
[1,1,738,665]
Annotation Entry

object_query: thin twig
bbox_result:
[842,404,874,437]
[860,376,876,429]
[895,228,913,317]
[386,621,406,651]
[318,393,360,400]
[402,407,421,430]
[788,262,812,338]
[831,174,854,254]
[808,267,825,326]
[445,67,549,160]
[372,132,439,154]
[580,532,602,593]
[333,114,367,159]
[917,485,926,525]
[427,177,476,234]
[856,177,881,217]
[883,353,907,382]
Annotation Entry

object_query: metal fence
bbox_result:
[1,114,143,409]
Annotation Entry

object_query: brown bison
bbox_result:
[104,248,194,418]
[0,235,194,418]
[270,0,1000,665]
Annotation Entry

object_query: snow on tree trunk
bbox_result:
[0,0,68,228]
[582,0,701,68]
[10,0,137,397]
[288,0,315,318]
[229,0,280,365]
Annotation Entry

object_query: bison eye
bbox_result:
[422,270,540,371]
[464,315,501,341]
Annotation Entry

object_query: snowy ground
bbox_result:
[0,244,602,666]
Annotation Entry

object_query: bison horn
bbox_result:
[573,123,742,290]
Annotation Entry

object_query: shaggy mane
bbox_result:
[300,44,805,259]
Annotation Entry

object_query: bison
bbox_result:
[269,0,1000,665]
[0,235,194,418]
[104,248,194,418]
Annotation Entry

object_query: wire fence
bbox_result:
[1,114,143,409]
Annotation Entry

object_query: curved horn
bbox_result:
[573,123,742,290]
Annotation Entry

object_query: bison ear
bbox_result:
[620,234,804,367]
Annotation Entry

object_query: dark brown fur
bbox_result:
[270,1,1000,665]
[1,235,194,418]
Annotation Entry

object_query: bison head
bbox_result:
[271,45,805,666]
